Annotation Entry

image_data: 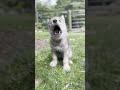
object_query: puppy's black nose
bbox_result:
[53,19,57,23]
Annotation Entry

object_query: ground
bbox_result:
[35,32,85,90]
[86,15,120,90]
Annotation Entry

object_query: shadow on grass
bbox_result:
[44,55,64,69]
[0,51,34,90]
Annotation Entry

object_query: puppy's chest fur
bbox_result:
[54,45,63,52]
[51,39,65,52]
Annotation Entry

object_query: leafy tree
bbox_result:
[36,2,57,30]
[55,0,71,10]
[55,0,85,10]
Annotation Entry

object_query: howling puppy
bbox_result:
[48,15,72,72]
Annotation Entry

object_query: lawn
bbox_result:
[35,32,85,90]
[86,15,120,90]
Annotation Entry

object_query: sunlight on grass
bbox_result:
[35,32,85,90]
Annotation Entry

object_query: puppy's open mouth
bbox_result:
[53,25,62,35]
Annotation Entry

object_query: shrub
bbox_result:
[35,22,45,31]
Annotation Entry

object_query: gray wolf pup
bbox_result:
[48,15,72,72]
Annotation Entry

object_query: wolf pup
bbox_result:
[48,15,72,72]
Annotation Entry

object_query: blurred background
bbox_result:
[0,1,35,89]
[35,0,85,32]
[0,0,34,30]
[86,0,120,90]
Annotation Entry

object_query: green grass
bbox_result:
[0,50,34,90]
[35,32,85,90]
[86,15,120,90]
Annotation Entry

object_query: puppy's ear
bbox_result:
[61,15,65,22]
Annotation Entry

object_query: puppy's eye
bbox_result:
[59,20,61,22]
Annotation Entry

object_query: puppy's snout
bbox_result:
[53,19,57,23]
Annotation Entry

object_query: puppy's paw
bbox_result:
[50,60,57,67]
[69,60,73,64]
[63,64,70,72]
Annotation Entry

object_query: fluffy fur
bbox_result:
[48,15,72,72]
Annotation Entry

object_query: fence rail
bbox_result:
[36,9,85,32]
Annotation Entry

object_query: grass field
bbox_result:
[35,32,85,90]
[86,15,120,90]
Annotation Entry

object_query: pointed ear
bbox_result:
[61,15,65,21]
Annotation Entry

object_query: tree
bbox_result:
[55,0,71,10]
[55,0,85,10]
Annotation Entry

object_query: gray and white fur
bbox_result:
[48,15,72,72]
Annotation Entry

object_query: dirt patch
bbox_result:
[35,39,48,49]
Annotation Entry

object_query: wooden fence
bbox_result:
[36,9,85,32]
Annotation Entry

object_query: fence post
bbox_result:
[68,10,72,31]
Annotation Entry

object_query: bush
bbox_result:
[35,22,45,31]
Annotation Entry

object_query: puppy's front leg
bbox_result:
[50,50,58,67]
[63,50,70,72]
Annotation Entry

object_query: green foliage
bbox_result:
[36,2,56,18]
[55,0,70,9]
[35,0,85,30]
[36,2,48,11]
[35,22,45,31]
[36,2,58,29]
[55,0,85,10]
[0,50,34,90]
